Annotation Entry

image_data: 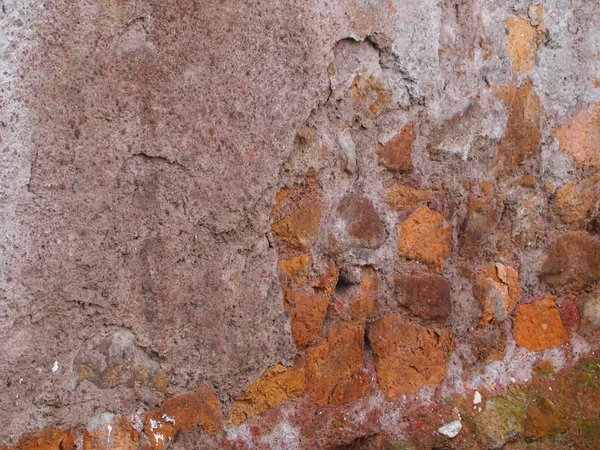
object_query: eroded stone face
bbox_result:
[367,315,452,399]
[556,103,600,168]
[513,297,569,352]
[393,274,452,321]
[377,122,415,173]
[83,414,138,450]
[397,207,453,273]
[540,232,600,292]
[72,330,166,392]
[473,262,520,326]
[228,362,306,426]
[335,194,386,250]
[495,79,544,177]
[143,386,222,450]
[307,322,369,406]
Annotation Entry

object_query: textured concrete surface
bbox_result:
[1,0,600,448]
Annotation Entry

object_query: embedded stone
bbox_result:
[336,194,386,250]
[397,206,453,273]
[459,198,498,257]
[577,294,600,334]
[143,385,222,450]
[553,180,595,227]
[513,297,569,352]
[474,398,525,449]
[3,428,74,450]
[504,15,545,73]
[393,274,451,321]
[280,254,312,287]
[471,326,507,362]
[495,79,544,177]
[284,288,329,349]
[281,125,328,175]
[377,122,414,173]
[556,102,600,168]
[524,397,569,441]
[271,202,323,249]
[228,361,306,426]
[539,232,600,292]
[367,315,452,399]
[385,184,433,212]
[473,262,520,326]
[83,414,138,450]
[73,330,166,392]
[307,322,368,406]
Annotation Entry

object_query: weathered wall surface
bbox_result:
[1,0,600,448]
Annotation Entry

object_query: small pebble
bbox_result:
[438,420,462,438]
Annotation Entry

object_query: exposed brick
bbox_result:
[377,122,414,173]
[513,297,569,352]
[368,315,452,399]
[143,385,222,450]
[228,361,306,426]
[397,206,453,273]
[307,322,369,406]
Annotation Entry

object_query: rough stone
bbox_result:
[307,322,369,406]
[271,202,324,249]
[553,180,596,227]
[385,185,433,212]
[556,102,600,168]
[513,297,569,352]
[335,194,386,250]
[73,330,166,392]
[279,254,313,287]
[474,398,525,449]
[282,126,328,175]
[2,428,74,450]
[367,315,452,399]
[473,262,520,326]
[471,326,507,362]
[524,397,569,441]
[83,415,138,450]
[495,79,544,177]
[377,122,414,173]
[540,232,600,292]
[143,385,222,450]
[459,198,498,257]
[577,294,600,334]
[284,288,329,349]
[504,15,545,73]
[228,362,306,426]
[397,206,453,273]
[393,274,452,321]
